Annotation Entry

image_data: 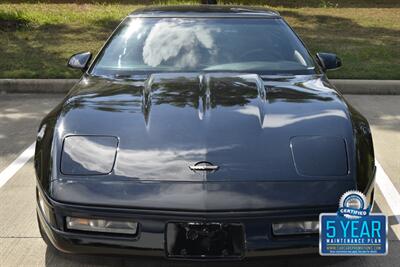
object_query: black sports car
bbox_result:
[35,5,375,259]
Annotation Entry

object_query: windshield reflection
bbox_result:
[91,17,316,75]
[143,19,219,68]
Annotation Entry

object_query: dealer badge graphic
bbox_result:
[319,190,388,255]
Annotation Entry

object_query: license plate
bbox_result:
[166,222,245,259]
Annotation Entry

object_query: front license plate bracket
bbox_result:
[166,222,245,259]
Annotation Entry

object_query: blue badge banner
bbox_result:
[320,213,387,255]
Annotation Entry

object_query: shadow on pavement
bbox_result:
[0,94,62,169]
[45,246,355,267]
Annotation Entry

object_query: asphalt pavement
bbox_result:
[0,94,399,267]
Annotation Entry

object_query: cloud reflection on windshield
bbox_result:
[142,19,219,68]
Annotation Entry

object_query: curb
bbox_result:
[331,79,400,95]
[0,79,399,95]
[0,79,77,94]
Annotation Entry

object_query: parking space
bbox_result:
[0,94,399,266]
[345,95,400,185]
[0,94,61,171]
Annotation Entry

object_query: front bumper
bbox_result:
[36,188,334,259]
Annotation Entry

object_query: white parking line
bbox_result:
[0,142,36,188]
[376,160,400,225]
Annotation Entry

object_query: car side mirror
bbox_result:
[316,52,342,71]
[68,52,92,71]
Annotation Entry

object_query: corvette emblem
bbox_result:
[189,161,219,171]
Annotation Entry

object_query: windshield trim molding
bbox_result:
[128,14,280,19]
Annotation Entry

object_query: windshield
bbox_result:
[90,17,316,76]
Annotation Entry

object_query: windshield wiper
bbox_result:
[113,74,148,81]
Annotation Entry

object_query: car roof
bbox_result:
[129,5,281,18]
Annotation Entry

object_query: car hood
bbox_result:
[57,73,355,183]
